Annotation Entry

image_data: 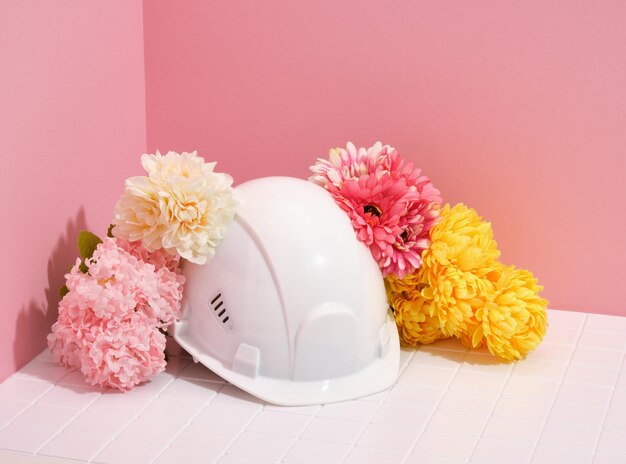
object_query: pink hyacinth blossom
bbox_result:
[79,313,166,392]
[117,238,181,273]
[47,237,185,391]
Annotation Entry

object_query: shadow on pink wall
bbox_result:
[13,210,87,373]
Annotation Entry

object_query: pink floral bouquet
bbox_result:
[48,151,238,391]
[48,235,184,391]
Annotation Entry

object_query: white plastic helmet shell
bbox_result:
[173,176,400,405]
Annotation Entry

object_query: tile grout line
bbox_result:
[400,339,602,462]
[160,357,285,463]
[34,386,104,455]
[525,313,588,463]
[216,397,282,462]
[399,346,473,463]
[589,338,626,456]
[0,397,46,434]
[334,348,419,464]
[145,378,229,464]
[0,402,30,431]
[266,403,320,463]
[419,316,619,461]
[276,348,418,464]
[0,364,83,453]
[464,345,556,462]
[0,374,57,434]
[93,357,214,463]
[277,350,412,464]
[4,354,102,452]
[85,363,179,463]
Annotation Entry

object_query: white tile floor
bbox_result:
[0,309,625,463]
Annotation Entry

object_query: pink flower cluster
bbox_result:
[48,238,185,391]
[310,142,442,278]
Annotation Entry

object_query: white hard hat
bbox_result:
[173,176,400,406]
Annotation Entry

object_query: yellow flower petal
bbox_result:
[479,264,549,361]
[386,283,445,346]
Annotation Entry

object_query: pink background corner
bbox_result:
[1,0,626,382]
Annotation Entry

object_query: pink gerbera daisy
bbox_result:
[311,142,442,278]
[309,142,369,187]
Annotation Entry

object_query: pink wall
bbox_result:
[0,1,147,381]
[143,1,626,316]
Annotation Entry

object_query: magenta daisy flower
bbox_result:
[311,142,442,278]
[309,142,369,187]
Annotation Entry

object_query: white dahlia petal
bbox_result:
[113,151,239,264]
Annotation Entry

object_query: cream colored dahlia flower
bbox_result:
[113,151,238,264]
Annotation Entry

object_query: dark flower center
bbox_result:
[400,229,409,242]
[363,204,382,217]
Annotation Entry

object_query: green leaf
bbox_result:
[107,224,115,238]
[59,285,69,298]
[77,230,102,273]
[58,230,103,297]
[78,230,102,260]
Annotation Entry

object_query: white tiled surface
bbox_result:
[1,309,626,463]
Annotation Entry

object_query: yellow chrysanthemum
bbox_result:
[424,203,500,272]
[428,203,500,274]
[458,273,497,349]
[420,264,490,336]
[419,203,501,336]
[387,288,445,345]
[469,264,549,361]
[459,323,486,349]
[385,272,422,294]
[384,203,548,361]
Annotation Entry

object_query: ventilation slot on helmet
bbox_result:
[209,292,231,326]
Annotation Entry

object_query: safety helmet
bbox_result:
[173,176,400,406]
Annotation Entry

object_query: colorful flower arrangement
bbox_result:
[311,142,548,361]
[48,151,238,391]
[49,142,548,392]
